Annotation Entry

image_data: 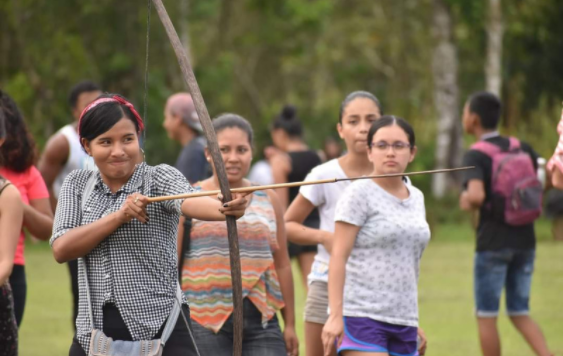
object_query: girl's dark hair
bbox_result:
[0,90,36,172]
[0,108,6,139]
[272,105,302,138]
[339,91,383,122]
[367,115,415,149]
[79,93,141,150]
[213,113,254,145]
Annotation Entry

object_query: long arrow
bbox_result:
[147,166,474,203]
[151,1,244,354]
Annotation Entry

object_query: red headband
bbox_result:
[78,96,145,136]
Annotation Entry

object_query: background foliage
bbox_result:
[1,0,562,205]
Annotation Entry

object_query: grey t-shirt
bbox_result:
[175,136,211,184]
[334,179,430,327]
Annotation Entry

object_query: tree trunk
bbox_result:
[179,0,193,66]
[431,0,463,198]
[485,0,503,97]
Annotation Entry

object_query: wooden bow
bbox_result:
[151,1,244,354]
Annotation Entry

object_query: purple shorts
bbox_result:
[338,317,418,356]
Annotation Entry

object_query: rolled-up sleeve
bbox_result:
[50,171,82,246]
[154,165,195,215]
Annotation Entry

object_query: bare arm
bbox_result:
[269,152,292,208]
[38,134,69,211]
[267,190,299,355]
[0,186,23,285]
[24,198,54,240]
[180,193,247,221]
[552,166,563,190]
[285,194,333,251]
[322,221,360,355]
[459,179,486,211]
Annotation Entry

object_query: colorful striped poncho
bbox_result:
[181,189,285,333]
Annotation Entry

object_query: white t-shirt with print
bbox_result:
[334,179,430,327]
[300,159,348,284]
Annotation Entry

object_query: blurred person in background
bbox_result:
[162,92,211,184]
[459,91,551,356]
[269,105,321,288]
[548,108,563,190]
[318,136,343,163]
[162,92,212,284]
[0,109,24,356]
[38,80,101,328]
[0,89,54,327]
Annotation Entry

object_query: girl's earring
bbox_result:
[140,148,146,162]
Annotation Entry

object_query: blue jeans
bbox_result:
[191,298,287,356]
[474,249,535,317]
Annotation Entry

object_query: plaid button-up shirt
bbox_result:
[50,163,194,351]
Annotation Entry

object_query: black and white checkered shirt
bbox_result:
[50,163,194,351]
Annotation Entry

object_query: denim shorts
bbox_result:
[190,298,286,356]
[474,248,535,317]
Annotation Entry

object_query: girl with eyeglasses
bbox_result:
[322,116,430,356]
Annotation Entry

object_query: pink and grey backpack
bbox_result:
[471,137,543,226]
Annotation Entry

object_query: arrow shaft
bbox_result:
[147,166,474,203]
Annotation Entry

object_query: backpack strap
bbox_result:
[470,140,502,158]
[81,172,97,211]
[508,137,521,151]
[79,172,98,330]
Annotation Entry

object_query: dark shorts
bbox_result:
[338,317,418,356]
[287,241,318,258]
[474,248,535,317]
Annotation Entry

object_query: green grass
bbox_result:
[19,220,563,355]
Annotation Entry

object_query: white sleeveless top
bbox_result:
[53,124,97,199]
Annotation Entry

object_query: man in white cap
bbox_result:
[163,92,211,184]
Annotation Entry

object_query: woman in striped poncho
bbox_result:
[180,113,299,356]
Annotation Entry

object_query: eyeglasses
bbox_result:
[370,141,411,152]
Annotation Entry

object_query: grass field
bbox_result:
[18,220,563,356]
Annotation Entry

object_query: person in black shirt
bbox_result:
[269,105,321,289]
[459,92,551,356]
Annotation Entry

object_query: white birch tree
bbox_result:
[431,0,464,198]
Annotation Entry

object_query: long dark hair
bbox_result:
[0,90,36,172]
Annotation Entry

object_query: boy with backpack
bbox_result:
[459,92,552,356]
